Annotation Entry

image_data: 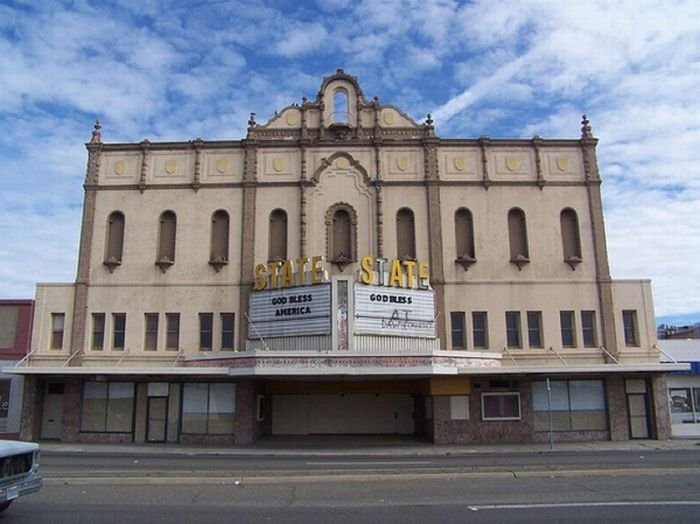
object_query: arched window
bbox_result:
[560,208,582,269]
[268,209,288,261]
[333,89,349,124]
[508,208,529,270]
[210,209,229,271]
[156,210,176,272]
[326,204,357,270]
[104,211,125,272]
[396,208,416,260]
[454,208,476,270]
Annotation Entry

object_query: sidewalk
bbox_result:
[38,436,700,457]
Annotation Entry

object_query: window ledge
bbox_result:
[155,257,174,273]
[510,255,530,270]
[565,256,582,270]
[455,254,477,271]
[103,257,121,273]
[331,253,355,271]
[209,256,228,272]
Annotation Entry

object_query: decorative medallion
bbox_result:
[397,157,409,171]
[556,157,570,172]
[165,159,177,174]
[273,157,285,173]
[382,110,396,125]
[114,160,125,175]
[215,158,229,174]
[505,157,519,172]
[453,156,465,172]
[336,158,348,169]
[286,111,298,126]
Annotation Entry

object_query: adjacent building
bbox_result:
[0,300,34,439]
[8,70,686,445]
[660,339,700,438]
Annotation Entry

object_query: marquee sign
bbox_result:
[354,284,435,338]
[247,284,331,338]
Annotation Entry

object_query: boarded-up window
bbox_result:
[144,313,158,351]
[158,211,177,263]
[332,209,352,260]
[508,208,529,260]
[51,313,65,350]
[221,313,235,350]
[92,313,105,351]
[112,313,126,350]
[166,313,180,350]
[199,313,213,351]
[105,211,125,263]
[396,207,416,260]
[560,208,582,260]
[268,209,288,261]
[455,208,475,259]
[210,210,229,262]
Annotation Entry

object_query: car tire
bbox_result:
[0,501,12,513]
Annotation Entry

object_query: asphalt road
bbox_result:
[1,448,699,523]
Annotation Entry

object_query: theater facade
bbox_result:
[9,70,685,445]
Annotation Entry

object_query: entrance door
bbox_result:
[146,397,168,443]
[627,393,651,439]
[41,382,64,439]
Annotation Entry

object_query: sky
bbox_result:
[1,0,699,326]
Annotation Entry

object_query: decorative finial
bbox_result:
[581,114,593,139]
[248,112,257,129]
[90,119,102,143]
[425,114,433,126]
[302,96,308,104]
[337,68,344,75]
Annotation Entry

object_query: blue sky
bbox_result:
[1,0,699,326]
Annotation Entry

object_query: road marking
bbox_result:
[470,501,700,511]
[305,461,431,466]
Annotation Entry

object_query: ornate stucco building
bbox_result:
[8,70,685,445]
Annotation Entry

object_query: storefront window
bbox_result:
[182,383,236,435]
[81,382,135,433]
[481,392,520,420]
[670,388,700,424]
[532,379,607,431]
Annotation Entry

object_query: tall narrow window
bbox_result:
[268,209,288,261]
[561,208,582,269]
[581,311,597,347]
[451,312,466,349]
[199,313,213,351]
[622,310,639,346]
[505,311,522,348]
[454,208,476,269]
[221,313,235,350]
[508,208,529,269]
[210,210,229,271]
[560,311,576,348]
[144,313,158,351]
[527,311,543,348]
[472,312,489,349]
[333,89,349,124]
[104,211,125,272]
[51,313,65,350]
[157,210,176,271]
[396,208,416,260]
[112,313,126,350]
[92,313,105,351]
[166,313,180,350]
[327,204,357,269]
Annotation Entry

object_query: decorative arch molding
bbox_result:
[309,151,373,187]
[325,202,359,271]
